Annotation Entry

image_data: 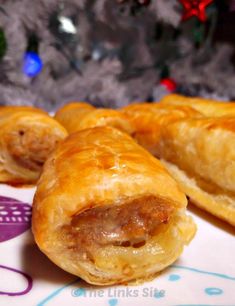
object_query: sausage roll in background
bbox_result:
[0,105,47,117]
[0,106,68,184]
[161,94,235,117]
[32,126,196,286]
[55,102,134,135]
[159,117,235,226]
[121,103,201,156]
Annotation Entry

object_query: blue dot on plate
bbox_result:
[23,51,43,77]
[205,287,223,296]
[108,298,118,306]
[168,274,181,281]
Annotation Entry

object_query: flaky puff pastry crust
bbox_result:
[32,126,196,285]
[159,117,235,226]
[121,103,201,156]
[161,94,235,117]
[55,102,134,135]
[0,106,68,184]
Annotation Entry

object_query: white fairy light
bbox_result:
[58,16,77,34]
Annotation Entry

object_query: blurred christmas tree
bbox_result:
[0,0,234,110]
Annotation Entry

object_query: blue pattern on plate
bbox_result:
[36,265,235,306]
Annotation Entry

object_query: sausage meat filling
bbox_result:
[69,196,173,250]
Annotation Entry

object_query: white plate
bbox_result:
[0,184,234,306]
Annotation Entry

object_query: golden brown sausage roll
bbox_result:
[161,94,235,117]
[0,105,46,117]
[32,126,196,286]
[55,102,134,135]
[54,102,95,133]
[121,103,201,156]
[0,106,68,184]
[158,117,235,226]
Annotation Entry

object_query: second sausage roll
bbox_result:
[159,117,235,226]
[32,126,196,286]
[55,102,134,135]
[121,103,201,156]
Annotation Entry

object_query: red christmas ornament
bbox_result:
[160,78,177,92]
[179,0,213,22]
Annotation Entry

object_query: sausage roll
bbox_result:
[159,117,235,226]
[55,102,134,135]
[0,106,68,184]
[32,126,196,286]
[161,94,235,117]
[121,103,201,156]
[0,105,46,117]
